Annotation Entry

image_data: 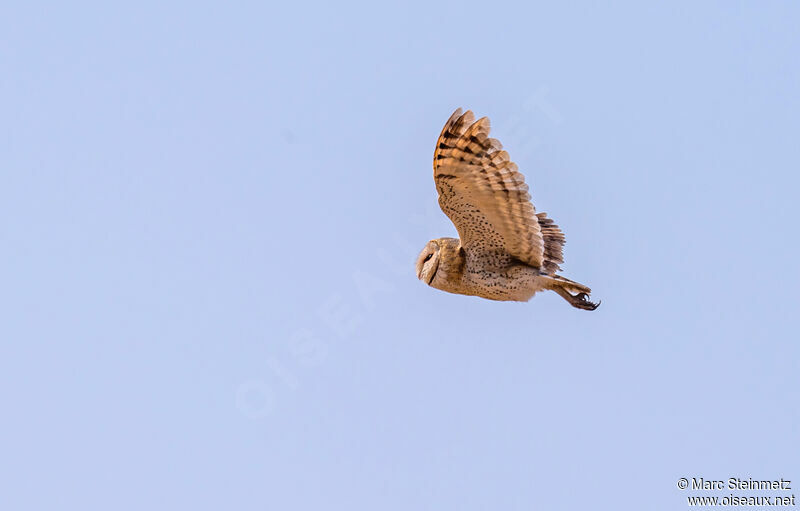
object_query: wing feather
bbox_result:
[433,108,565,271]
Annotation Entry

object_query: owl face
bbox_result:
[415,240,441,285]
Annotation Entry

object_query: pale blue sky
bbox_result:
[1,1,798,510]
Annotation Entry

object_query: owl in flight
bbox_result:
[415,108,599,310]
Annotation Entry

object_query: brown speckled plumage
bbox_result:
[415,109,599,310]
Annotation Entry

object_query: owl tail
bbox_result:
[536,212,565,274]
[542,275,599,311]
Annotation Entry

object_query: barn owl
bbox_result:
[415,108,599,310]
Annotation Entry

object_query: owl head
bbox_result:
[415,240,441,285]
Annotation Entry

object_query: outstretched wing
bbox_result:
[433,108,565,272]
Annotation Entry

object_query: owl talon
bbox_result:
[573,293,599,310]
[549,285,599,311]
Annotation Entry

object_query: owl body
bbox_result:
[415,109,599,310]
[416,237,547,302]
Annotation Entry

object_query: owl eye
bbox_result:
[423,253,433,263]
